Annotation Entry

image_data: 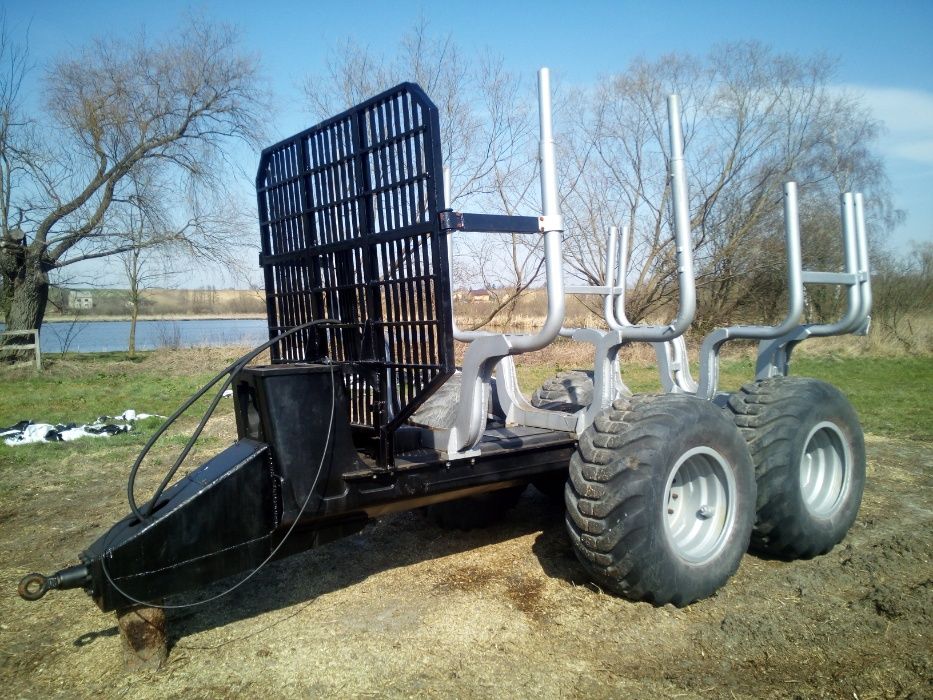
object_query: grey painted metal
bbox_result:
[433,67,568,456]
[755,190,873,380]
[602,222,696,394]
[564,285,626,295]
[799,421,851,518]
[582,96,697,343]
[578,95,698,428]
[662,446,738,564]
[508,66,565,354]
[492,356,579,433]
[695,182,805,399]
[853,193,872,334]
[809,193,863,336]
[613,224,634,324]
[800,271,860,285]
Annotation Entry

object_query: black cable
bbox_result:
[127,318,343,522]
[100,356,338,610]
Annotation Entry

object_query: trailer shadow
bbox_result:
[128,489,585,648]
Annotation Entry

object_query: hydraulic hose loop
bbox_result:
[103,359,338,611]
[127,319,342,523]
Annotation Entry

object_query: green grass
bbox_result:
[515,353,932,442]
[1,349,929,491]
[0,351,237,500]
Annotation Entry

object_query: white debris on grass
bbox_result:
[1,410,165,446]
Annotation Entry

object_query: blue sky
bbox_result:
[4,0,932,284]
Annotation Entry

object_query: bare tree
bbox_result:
[0,15,269,347]
[303,21,544,327]
[114,173,182,356]
[562,43,898,328]
[870,241,933,351]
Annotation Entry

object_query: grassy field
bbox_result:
[1,347,930,446]
[0,347,930,698]
[0,347,928,504]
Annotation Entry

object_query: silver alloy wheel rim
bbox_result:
[663,446,737,564]
[799,421,850,518]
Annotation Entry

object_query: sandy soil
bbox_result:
[0,433,930,699]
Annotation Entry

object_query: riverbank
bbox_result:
[42,313,266,323]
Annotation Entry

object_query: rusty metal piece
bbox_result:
[116,605,167,671]
[17,565,90,601]
[18,573,49,600]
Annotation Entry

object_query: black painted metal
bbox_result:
[18,84,587,616]
[233,364,370,523]
[76,365,574,612]
[439,211,543,234]
[255,83,454,466]
[82,440,278,612]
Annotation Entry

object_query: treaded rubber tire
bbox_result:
[566,394,755,606]
[531,370,594,411]
[727,377,866,559]
[427,485,526,530]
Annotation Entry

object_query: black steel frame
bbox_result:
[255,83,455,466]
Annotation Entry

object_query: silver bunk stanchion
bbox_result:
[753,189,872,382]
[694,181,805,400]
[427,67,567,457]
[853,192,872,334]
[601,222,697,394]
[577,94,698,428]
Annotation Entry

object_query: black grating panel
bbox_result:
[255,84,454,454]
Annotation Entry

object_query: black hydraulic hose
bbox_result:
[127,318,344,523]
[99,357,338,610]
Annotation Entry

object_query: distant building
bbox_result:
[69,291,94,310]
[467,289,492,302]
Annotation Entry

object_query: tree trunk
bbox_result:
[128,301,138,357]
[1,252,50,362]
[6,268,49,330]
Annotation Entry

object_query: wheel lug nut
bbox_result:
[667,508,674,514]
[671,493,679,499]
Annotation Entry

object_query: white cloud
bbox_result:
[840,84,933,166]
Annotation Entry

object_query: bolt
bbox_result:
[667,508,674,515]
[671,493,679,500]
[697,505,714,519]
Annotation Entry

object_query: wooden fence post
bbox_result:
[0,329,42,370]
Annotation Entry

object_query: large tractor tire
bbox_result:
[566,394,756,606]
[531,370,594,412]
[528,370,594,500]
[728,377,866,559]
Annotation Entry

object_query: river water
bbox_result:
[1,319,269,354]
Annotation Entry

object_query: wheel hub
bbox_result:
[663,447,737,564]
[799,421,850,518]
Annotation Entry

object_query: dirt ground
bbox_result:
[0,432,930,699]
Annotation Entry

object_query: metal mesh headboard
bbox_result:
[255,83,454,447]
